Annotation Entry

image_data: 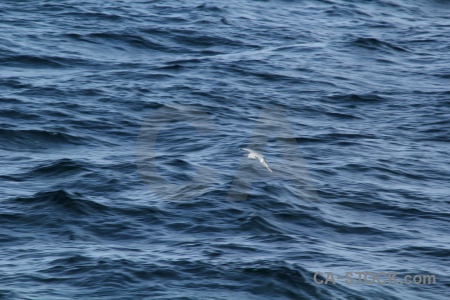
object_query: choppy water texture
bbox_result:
[1,0,449,299]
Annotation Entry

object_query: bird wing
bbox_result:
[259,157,273,173]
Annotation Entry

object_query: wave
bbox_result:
[352,37,409,52]
[0,128,86,150]
[0,54,90,68]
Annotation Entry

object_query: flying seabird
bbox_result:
[241,148,273,173]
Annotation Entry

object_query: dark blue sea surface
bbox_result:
[1,0,449,299]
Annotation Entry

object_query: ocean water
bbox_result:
[1,0,449,299]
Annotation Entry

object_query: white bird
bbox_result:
[241,148,273,173]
